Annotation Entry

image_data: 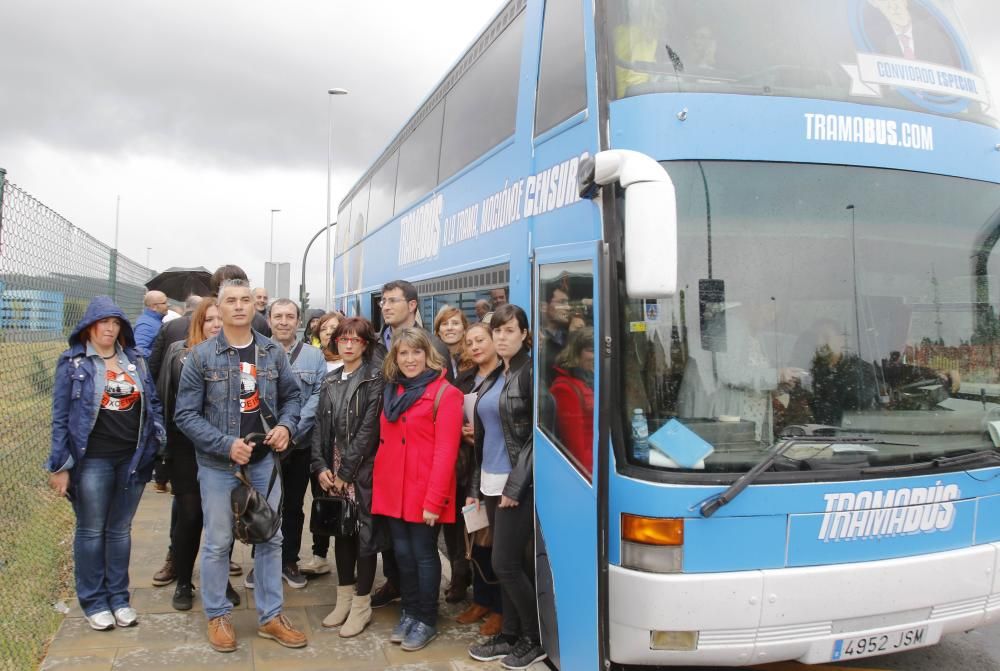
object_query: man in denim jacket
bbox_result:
[174,279,306,652]
[262,298,328,586]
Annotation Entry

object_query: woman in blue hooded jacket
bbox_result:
[46,296,166,631]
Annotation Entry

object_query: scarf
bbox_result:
[383,368,439,422]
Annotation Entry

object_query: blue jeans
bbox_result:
[71,455,145,616]
[199,459,284,625]
[387,518,441,627]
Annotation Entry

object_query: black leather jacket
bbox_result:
[469,348,533,502]
[309,358,386,556]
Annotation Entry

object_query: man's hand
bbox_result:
[317,469,336,493]
[461,422,475,446]
[264,425,291,452]
[49,470,70,497]
[423,509,440,526]
[230,438,253,465]
[465,497,479,511]
[499,495,519,508]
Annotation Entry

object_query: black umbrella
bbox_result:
[145,266,213,302]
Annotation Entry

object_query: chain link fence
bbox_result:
[0,169,155,670]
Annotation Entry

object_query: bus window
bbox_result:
[618,160,1000,474]
[350,181,371,247]
[395,102,445,213]
[336,200,352,251]
[606,0,996,126]
[535,0,587,135]
[539,261,595,481]
[366,151,398,234]
[439,12,524,182]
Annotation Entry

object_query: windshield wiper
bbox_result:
[698,437,918,517]
[858,448,1000,475]
[699,438,801,517]
[932,450,1000,467]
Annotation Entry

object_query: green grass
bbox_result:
[0,340,75,671]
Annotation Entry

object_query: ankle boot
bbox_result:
[339,593,372,638]
[322,585,356,627]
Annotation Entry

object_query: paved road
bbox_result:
[39,485,1000,670]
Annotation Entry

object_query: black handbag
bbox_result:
[310,495,359,538]
[231,453,283,545]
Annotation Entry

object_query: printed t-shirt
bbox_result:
[87,367,142,459]
[235,342,267,462]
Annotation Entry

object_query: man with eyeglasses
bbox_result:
[253,298,328,588]
[369,279,454,610]
[373,280,452,375]
[540,284,572,387]
[134,290,170,355]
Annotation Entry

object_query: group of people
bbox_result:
[46,264,548,669]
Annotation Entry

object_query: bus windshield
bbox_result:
[620,161,1000,475]
[608,0,997,127]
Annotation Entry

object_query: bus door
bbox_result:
[533,241,603,669]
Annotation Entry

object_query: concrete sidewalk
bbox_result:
[40,484,544,671]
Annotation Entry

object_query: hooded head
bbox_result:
[68,296,136,350]
[303,308,326,337]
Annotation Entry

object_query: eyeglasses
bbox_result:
[336,336,363,345]
[379,297,407,306]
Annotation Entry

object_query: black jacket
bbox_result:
[469,348,533,502]
[310,358,387,556]
[156,340,195,454]
[149,315,191,380]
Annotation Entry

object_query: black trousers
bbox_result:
[280,447,312,566]
[168,448,202,585]
[334,534,377,595]
[486,490,538,642]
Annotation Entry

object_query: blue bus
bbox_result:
[333,0,1000,667]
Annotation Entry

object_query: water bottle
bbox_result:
[631,408,650,464]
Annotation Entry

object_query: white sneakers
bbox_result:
[114,607,139,627]
[86,611,116,631]
[299,555,331,576]
[87,607,138,630]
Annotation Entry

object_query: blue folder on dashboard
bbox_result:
[648,419,715,469]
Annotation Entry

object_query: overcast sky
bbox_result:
[0,0,504,307]
[1,1,997,313]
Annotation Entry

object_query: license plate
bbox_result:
[831,626,929,661]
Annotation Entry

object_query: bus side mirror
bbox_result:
[579,150,677,298]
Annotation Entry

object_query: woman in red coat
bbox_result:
[372,327,462,652]
[548,327,595,477]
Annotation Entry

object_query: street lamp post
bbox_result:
[146,247,151,268]
[326,88,349,310]
[269,208,281,262]
[300,221,336,312]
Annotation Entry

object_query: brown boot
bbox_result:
[152,551,176,587]
[480,611,503,636]
[207,614,237,652]
[456,603,490,624]
[258,613,308,648]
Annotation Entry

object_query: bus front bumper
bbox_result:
[609,542,1000,666]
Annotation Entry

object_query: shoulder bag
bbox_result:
[231,451,283,545]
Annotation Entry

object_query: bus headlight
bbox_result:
[621,514,683,573]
